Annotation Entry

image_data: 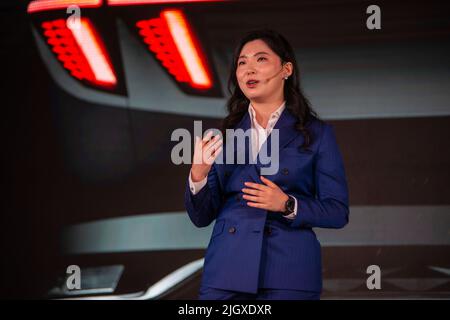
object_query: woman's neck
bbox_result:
[250,98,285,128]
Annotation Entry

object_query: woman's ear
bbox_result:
[283,62,293,77]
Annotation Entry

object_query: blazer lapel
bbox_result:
[228,112,261,184]
[256,107,301,173]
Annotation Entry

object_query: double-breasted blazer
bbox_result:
[185,105,349,294]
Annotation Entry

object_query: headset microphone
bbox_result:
[264,67,285,83]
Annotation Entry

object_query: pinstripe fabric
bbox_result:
[185,105,349,294]
[199,284,321,300]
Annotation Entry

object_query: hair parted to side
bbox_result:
[221,29,321,151]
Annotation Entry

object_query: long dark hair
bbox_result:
[221,29,320,150]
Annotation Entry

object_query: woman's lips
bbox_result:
[246,80,259,88]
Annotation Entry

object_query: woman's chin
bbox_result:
[243,91,266,101]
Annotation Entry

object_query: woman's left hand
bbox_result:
[242,176,289,212]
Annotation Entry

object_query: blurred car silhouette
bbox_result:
[27,0,450,299]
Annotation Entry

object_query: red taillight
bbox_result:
[42,18,117,88]
[27,0,102,14]
[137,9,212,89]
[27,0,225,14]
[108,0,223,6]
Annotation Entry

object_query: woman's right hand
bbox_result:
[191,131,223,182]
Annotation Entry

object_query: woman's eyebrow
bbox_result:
[238,51,269,59]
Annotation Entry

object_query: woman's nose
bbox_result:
[244,61,257,74]
[245,65,256,75]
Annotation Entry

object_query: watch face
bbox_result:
[285,197,295,214]
[287,199,295,211]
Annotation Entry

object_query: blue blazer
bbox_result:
[184,106,349,294]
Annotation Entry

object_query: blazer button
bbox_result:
[228,227,236,234]
[235,194,240,201]
[264,226,272,235]
[225,171,230,177]
[281,168,289,175]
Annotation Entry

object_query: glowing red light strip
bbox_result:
[68,18,117,86]
[162,10,212,89]
[27,0,102,13]
[28,0,226,14]
[108,0,223,6]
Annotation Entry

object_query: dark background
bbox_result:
[1,0,449,299]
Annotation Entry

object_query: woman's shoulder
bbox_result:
[305,114,328,132]
[308,116,342,154]
[304,114,338,149]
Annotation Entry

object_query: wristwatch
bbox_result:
[282,195,295,216]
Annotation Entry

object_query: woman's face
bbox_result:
[236,39,291,103]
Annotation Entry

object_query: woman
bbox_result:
[184,29,349,300]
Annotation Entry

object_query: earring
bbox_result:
[284,76,289,80]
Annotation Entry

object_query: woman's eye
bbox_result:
[238,61,245,66]
[258,57,267,62]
